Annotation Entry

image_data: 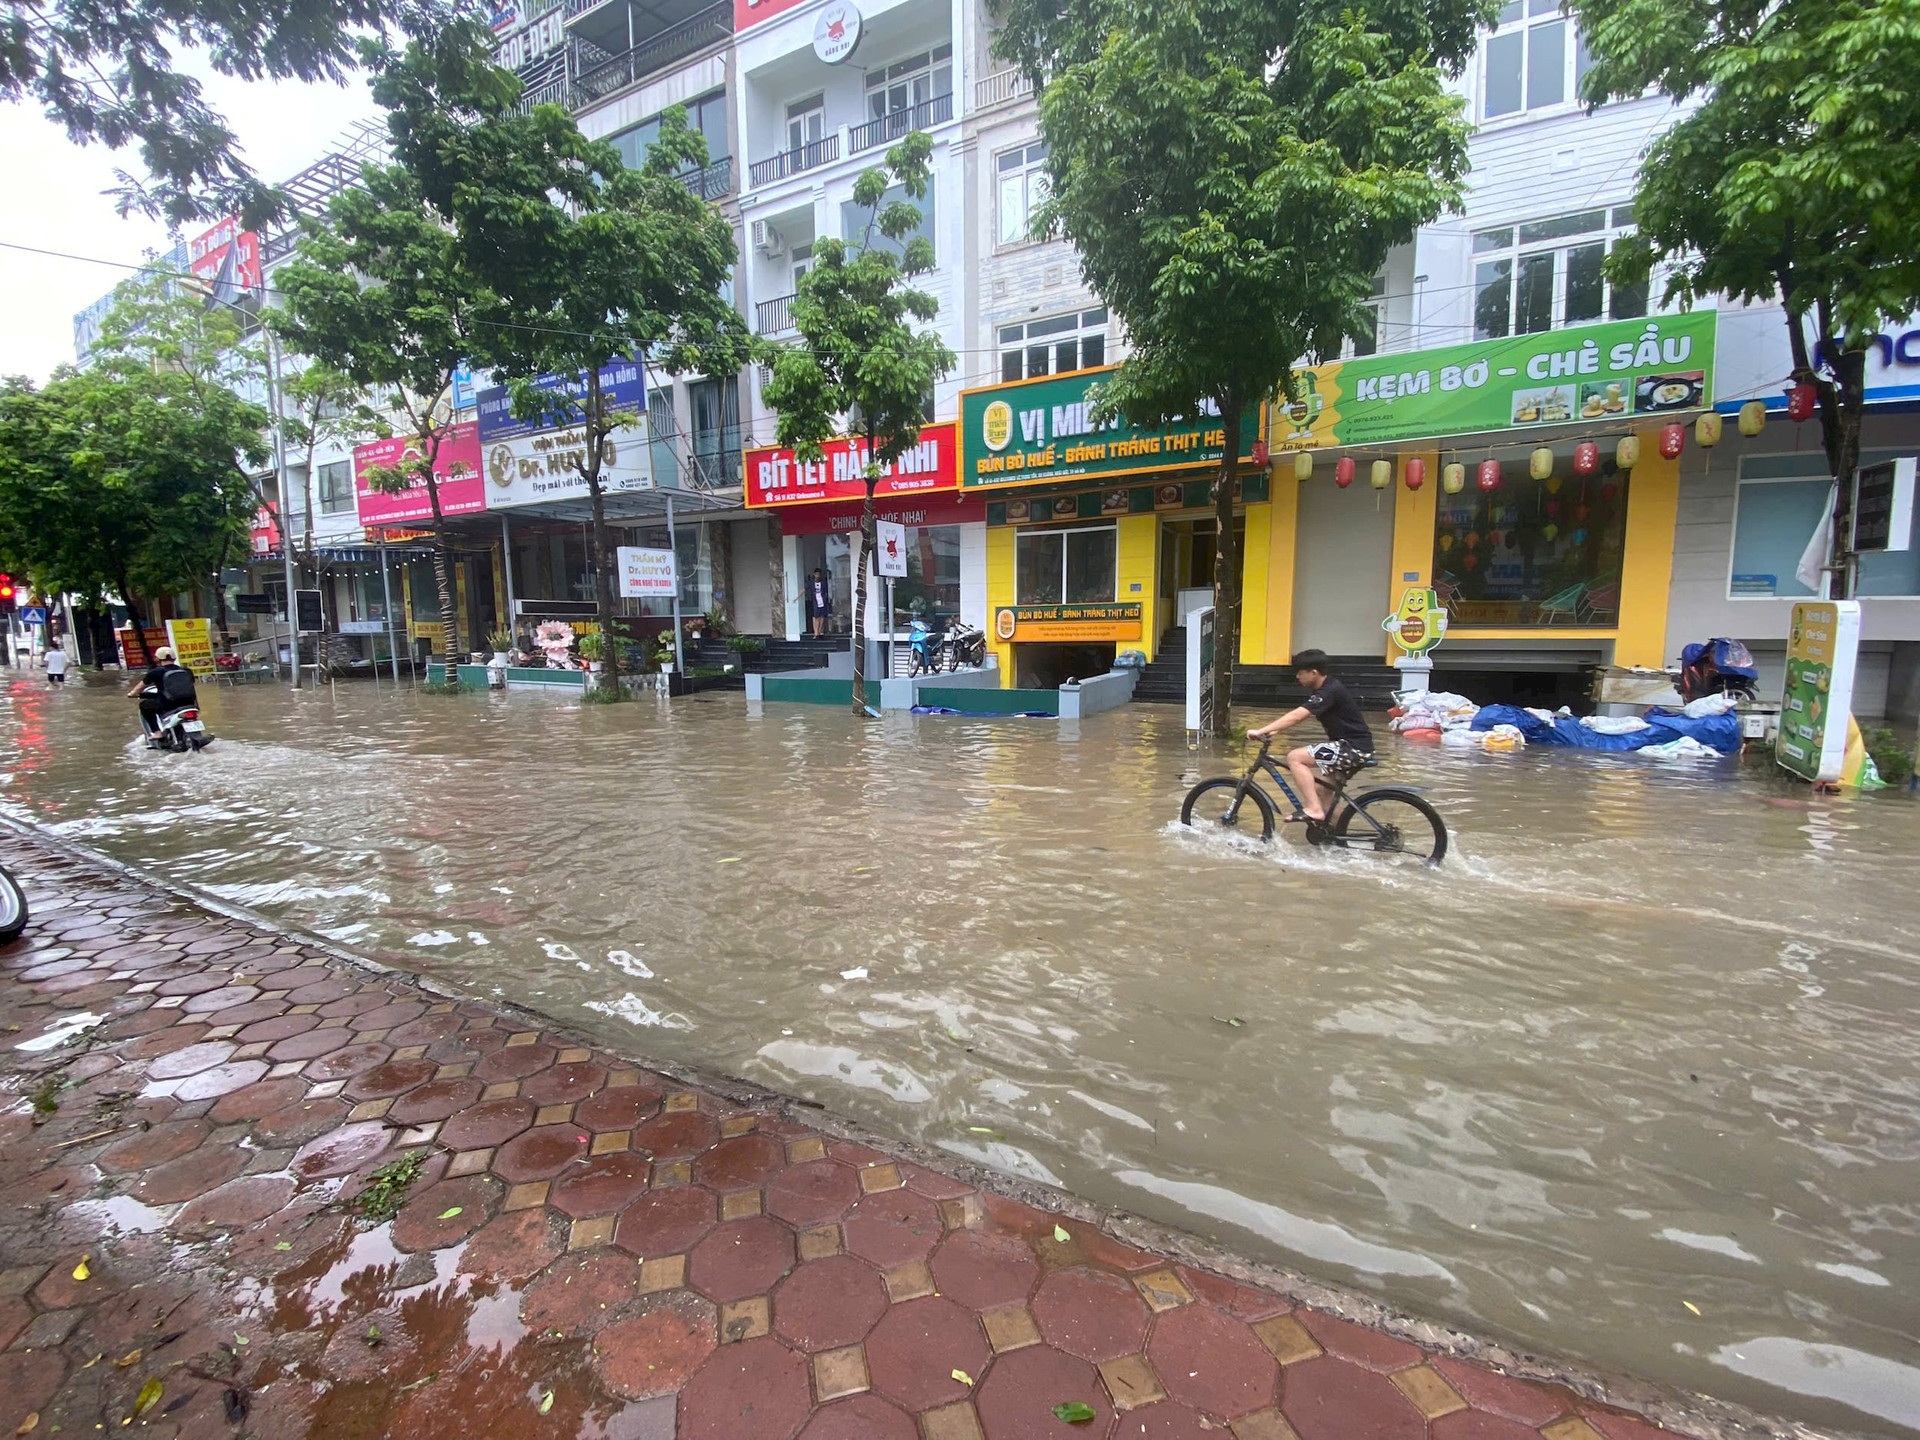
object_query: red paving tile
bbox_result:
[0,834,1707,1440]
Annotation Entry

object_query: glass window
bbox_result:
[1731,451,1920,597]
[317,459,355,515]
[864,45,954,121]
[842,183,935,265]
[1483,30,1523,118]
[1473,210,1647,339]
[997,142,1049,246]
[998,308,1109,381]
[786,96,825,155]
[1525,19,1566,108]
[1482,7,1592,119]
[611,91,730,171]
[688,376,740,488]
[1016,530,1065,604]
[891,525,962,620]
[1015,525,1116,605]
[648,389,682,489]
[1432,456,1630,626]
[1065,528,1117,602]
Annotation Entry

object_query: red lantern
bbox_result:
[1600,481,1620,502]
[1251,440,1270,468]
[1405,456,1426,490]
[1545,499,1561,518]
[1659,422,1686,460]
[1574,441,1599,476]
[1335,456,1356,488]
[1574,504,1591,524]
[1476,459,1501,491]
[1787,382,1817,422]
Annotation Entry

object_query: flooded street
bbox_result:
[3,672,1917,1436]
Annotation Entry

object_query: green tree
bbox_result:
[372,35,752,692]
[1574,0,1920,598]
[0,0,431,224]
[763,132,955,714]
[269,29,515,673]
[994,0,1486,727]
[280,359,377,632]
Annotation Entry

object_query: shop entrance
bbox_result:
[796,534,852,634]
[1293,480,1394,656]
[1015,642,1116,689]
[1156,516,1245,642]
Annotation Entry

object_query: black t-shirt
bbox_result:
[1303,676,1374,751]
[140,664,196,706]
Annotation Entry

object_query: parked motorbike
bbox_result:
[943,620,986,672]
[907,617,944,677]
[141,705,213,753]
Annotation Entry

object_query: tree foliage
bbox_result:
[1574,0,1920,594]
[0,0,436,224]
[993,0,1486,725]
[374,42,752,689]
[764,132,955,713]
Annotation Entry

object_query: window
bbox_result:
[317,460,355,515]
[611,90,731,171]
[997,142,1049,246]
[890,525,963,620]
[1346,274,1386,359]
[648,389,682,489]
[865,46,953,123]
[1432,450,1629,626]
[842,184,935,264]
[688,376,741,488]
[999,309,1108,383]
[786,96,825,156]
[1731,452,1920,598]
[1472,207,1646,340]
[1482,0,1594,119]
[1016,524,1117,605]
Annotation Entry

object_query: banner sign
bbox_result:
[164,618,216,676]
[775,493,983,536]
[1185,606,1216,733]
[354,422,487,527]
[482,418,652,509]
[1274,312,1719,452]
[961,369,1263,491]
[188,217,262,295]
[735,0,812,33]
[1383,586,1447,655]
[874,519,908,577]
[477,361,644,442]
[1777,600,1860,784]
[617,546,677,598]
[992,602,1143,643]
[746,422,958,507]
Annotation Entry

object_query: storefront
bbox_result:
[743,422,987,646]
[959,368,1265,687]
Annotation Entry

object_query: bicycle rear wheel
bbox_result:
[1180,778,1276,842]
[1330,787,1447,864]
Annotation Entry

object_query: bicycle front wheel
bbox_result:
[1180,778,1276,842]
[1330,788,1447,864]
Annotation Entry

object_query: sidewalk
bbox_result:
[0,827,1723,1440]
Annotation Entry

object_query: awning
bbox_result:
[489,484,741,526]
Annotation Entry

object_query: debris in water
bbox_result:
[1053,1402,1097,1424]
[71,1255,89,1280]
[128,1377,163,1422]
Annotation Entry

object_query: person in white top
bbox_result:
[43,639,70,684]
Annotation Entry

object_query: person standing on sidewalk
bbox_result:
[807,568,834,637]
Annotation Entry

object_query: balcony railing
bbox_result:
[756,293,797,335]
[748,135,839,187]
[975,67,1033,111]
[678,156,734,201]
[569,1,731,106]
[849,92,954,152]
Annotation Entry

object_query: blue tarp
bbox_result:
[1470,704,1740,754]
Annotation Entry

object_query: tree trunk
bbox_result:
[850,469,876,715]
[118,578,151,668]
[211,533,234,652]
[1818,346,1868,599]
[1209,398,1243,735]
[431,534,461,673]
[711,518,734,627]
[585,369,625,697]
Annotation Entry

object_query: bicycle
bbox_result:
[1180,738,1448,864]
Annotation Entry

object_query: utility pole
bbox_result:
[263,331,301,690]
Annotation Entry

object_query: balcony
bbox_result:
[678,155,734,201]
[849,93,954,153]
[569,1,731,107]
[975,67,1033,111]
[749,135,840,188]
[756,292,797,336]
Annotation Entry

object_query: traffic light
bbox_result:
[0,575,15,613]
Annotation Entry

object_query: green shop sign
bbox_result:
[1274,311,1719,451]
[962,366,1264,490]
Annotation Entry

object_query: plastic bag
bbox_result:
[1681,692,1740,717]
[1580,715,1651,734]
[1481,723,1527,751]
[1640,735,1720,761]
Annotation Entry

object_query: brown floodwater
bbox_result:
[3,670,1918,1436]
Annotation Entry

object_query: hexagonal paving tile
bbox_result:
[1281,1356,1425,1440]
[521,1061,606,1106]
[235,1014,321,1048]
[614,1184,717,1258]
[550,1152,652,1218]
[99,1118,212,1171]
[493,1123,590,1183]
[632,1109,720,1160]
[343,1057,439,1102]
[1033,1266,1151,1362]
[350,1000,428,1031]
[438,1096,537,1152]
[574,1084,661,1133]
[133,1144,249,1204]
[766,1159,862,1228]
[1296,1310,1424,1373]
[392,1175,500,1251]
[473,1043,557,1083]
[300,1041,394,1082]
[459,1206,568,1281]
[865,1295,989,1412]
[595,1299,718,1400]
[843,1187,943,1269]
[677,1335,812,1440]
[253,1098,350,1148]
[387,1077,486,1126]
[688,1217,797,1303]
[522,1251,649,1334]
[146,1039,237,1080]
[930,1228,1041,1311]
[291,1120,395,1179]
[976,1343,1114,1440]
[176,1175,297,1232]
[692,1133,786,1192]
[265,1027,353,1063]
[1147,1303,1278,1420]
[772,1252,888,1354]
[208,1076,309,1123]
[1111,1399,1219,1439]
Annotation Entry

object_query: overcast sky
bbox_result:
[0,61,381,383]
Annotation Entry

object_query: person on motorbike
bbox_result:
[127,646,198,736]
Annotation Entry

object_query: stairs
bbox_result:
[688,634,849,677]
[1133,628,1403,710]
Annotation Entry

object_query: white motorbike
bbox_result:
[141,703,213,753]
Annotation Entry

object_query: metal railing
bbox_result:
[564,0,612,17]
[679,156,734,200]
[974,67,1033,111]
[849,92,954,152]
[755,293,796,335]
[569,2,731,106]
[748,135,839,187]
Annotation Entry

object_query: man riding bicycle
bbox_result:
[1246,649,1374,823]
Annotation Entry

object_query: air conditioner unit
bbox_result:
[753,221,786,257]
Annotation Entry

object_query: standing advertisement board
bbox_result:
[1776,600,1861,783]
[164,618,216,676]
[617,547,676,599]
[874,520,908,578]
[1186,606,1216,734]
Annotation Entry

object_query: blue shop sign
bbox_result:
[477,361,645,441]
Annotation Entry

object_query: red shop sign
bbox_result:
[745,422,959,508]
[776,493,984,536]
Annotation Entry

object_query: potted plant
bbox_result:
[486,627,514,665]
[576,631,606,672]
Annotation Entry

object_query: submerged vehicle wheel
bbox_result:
[1180,778,1276,842]
[1330,788,1448,864]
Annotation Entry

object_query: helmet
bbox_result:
[154,646,177,662]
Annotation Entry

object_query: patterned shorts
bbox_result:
[1309,742,1375,782]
